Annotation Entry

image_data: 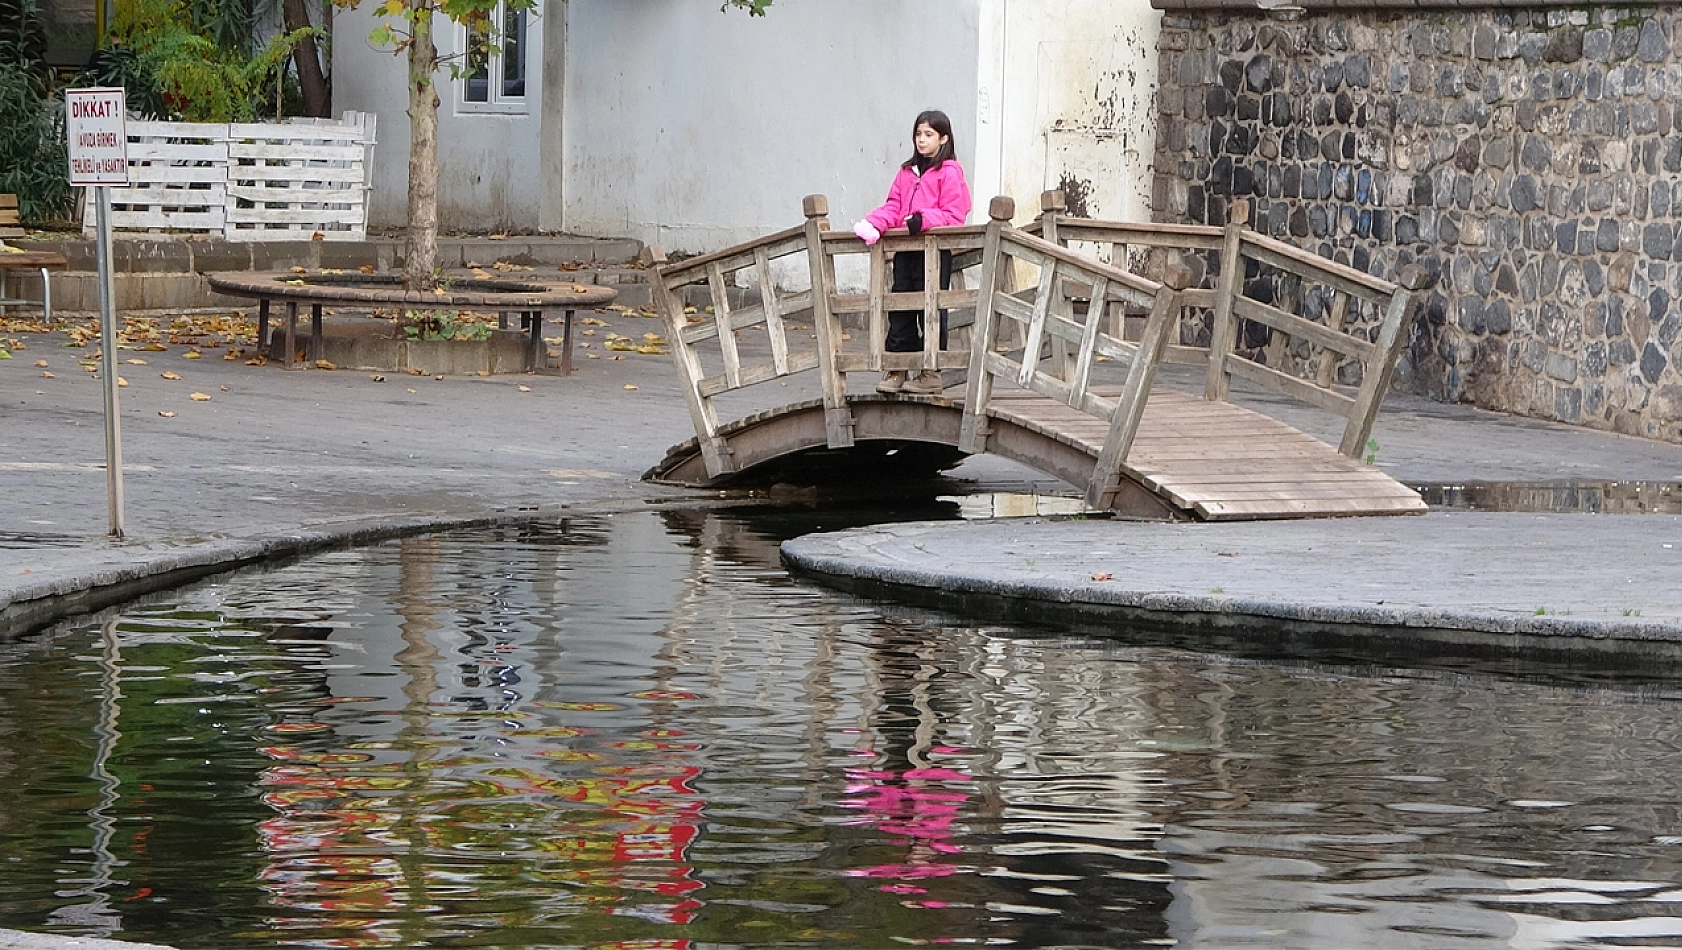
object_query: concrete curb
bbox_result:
[780,520,1682,665]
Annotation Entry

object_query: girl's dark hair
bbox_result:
[902,109,957,171]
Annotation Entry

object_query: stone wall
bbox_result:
[1153,6,1682,444]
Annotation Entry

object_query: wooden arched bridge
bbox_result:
[645,193,1431,521]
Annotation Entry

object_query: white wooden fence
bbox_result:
[82,112,376,241]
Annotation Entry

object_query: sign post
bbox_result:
[66,87,129,539]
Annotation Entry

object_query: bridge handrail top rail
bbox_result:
[1237,229,1400,297]
[1051,217,1225,245]
[1000,226,1167,299]
[816,223,990,246]
[653,222,810,282]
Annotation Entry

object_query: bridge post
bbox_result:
[959,196,1015,455]
[1088,262,1194,509]
[802,195,855,448]
[653,245,736,476]
[1038,190,1066,246]
[1203,198,1251,404]
[1341,264,1433,458]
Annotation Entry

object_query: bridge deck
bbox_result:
[985,389,1425,520]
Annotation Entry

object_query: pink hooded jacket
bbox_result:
[864,160,972,234]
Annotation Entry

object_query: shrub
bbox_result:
[0,60,72,224]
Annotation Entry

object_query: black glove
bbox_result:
[906,212,924,236]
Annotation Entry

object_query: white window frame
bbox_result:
[457,0,530,115]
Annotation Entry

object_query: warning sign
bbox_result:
[66,87,130,186]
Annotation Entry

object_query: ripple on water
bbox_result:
[3,509,1682,949]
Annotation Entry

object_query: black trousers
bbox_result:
[885,249,953,353]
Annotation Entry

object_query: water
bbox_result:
[6,505,1682,949]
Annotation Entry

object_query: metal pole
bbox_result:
[95,186,125,539]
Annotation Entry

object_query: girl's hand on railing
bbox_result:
[852,221,881,245]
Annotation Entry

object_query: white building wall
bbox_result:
[331,0,1159,246]
[332,1,549,232]
[975,0,1161,227]
[560,0,982,253]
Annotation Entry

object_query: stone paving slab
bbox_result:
[781,513,1682,653]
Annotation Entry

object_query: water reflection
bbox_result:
[3,508,1682,948]
[1415,480,1682,515]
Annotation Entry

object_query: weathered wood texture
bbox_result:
[80,114,375,241]
[0,194,23,237]
[1034,192,1426,460]
[652,194,1425,521]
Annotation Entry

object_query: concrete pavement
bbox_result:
[7,306,1682,658]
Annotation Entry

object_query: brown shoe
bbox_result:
[901,370,944,395]
[875,370,907,394]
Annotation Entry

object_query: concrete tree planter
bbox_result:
[209,271,616,374]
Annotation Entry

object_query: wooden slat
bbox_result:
[1224,354,1356,416]
[1197,496,1427,520]
[830,289,978,314]
[707,261,742,389]
[1241,233,1393,302]
[695,351,823,396]
[754,247,790,376]
[1233,295,1377,363]
[656,225,807,283]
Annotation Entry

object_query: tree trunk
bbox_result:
[281,0,330,117]
[402,7,440,292]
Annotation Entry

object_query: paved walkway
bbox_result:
[6,311,1682,654]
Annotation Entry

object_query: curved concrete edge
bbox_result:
[0,495,717,640]
[779,526,1682,664]
[0,930,176,950]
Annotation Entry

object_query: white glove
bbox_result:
[853,220,881,245]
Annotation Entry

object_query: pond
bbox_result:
[4,504,1682,950]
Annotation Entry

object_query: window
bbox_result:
[461,1,528,113]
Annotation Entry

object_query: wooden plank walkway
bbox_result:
[985,388,1426,520]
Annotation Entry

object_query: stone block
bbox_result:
[1639,18,1669,63]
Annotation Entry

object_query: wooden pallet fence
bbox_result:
[83,121,228,236]
[225,113,376,241]
[81,114,375,241]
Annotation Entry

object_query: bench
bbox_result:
[204,271,617,373]
[1,195,70,323]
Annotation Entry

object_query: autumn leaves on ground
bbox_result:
[0,261,674,410]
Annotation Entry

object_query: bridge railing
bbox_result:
[961,197,1192,508]
[651,215,822,476]
[1033,194,1429,460]
[653,195,990,476]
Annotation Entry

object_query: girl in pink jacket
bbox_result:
[853,110,973,395]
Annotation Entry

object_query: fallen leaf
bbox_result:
[219,385,230,392]
[314,360,336,370]
[434,374,444,380]
[223,349,242,360]
[571,284,589,293]
[359,264,375,274]
[289,266,308,275]
[190,392,212,401]
[40,371,54,378]
[183,349,202,359]
[406,368,424,375]
[517,384,531,392]
[158,410,176,418]
[125,358,146,365]
[81,364,96,373]
[161,371,182,380]
[311,231,324,241]
[370,374,386,382]
[244,357,268,366]
[623,384,637,390]
[117,377,128,387]
[406,387,416,393]
[34,359,48,367]
[587,354,599,359]
[1091,572,1114,582]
